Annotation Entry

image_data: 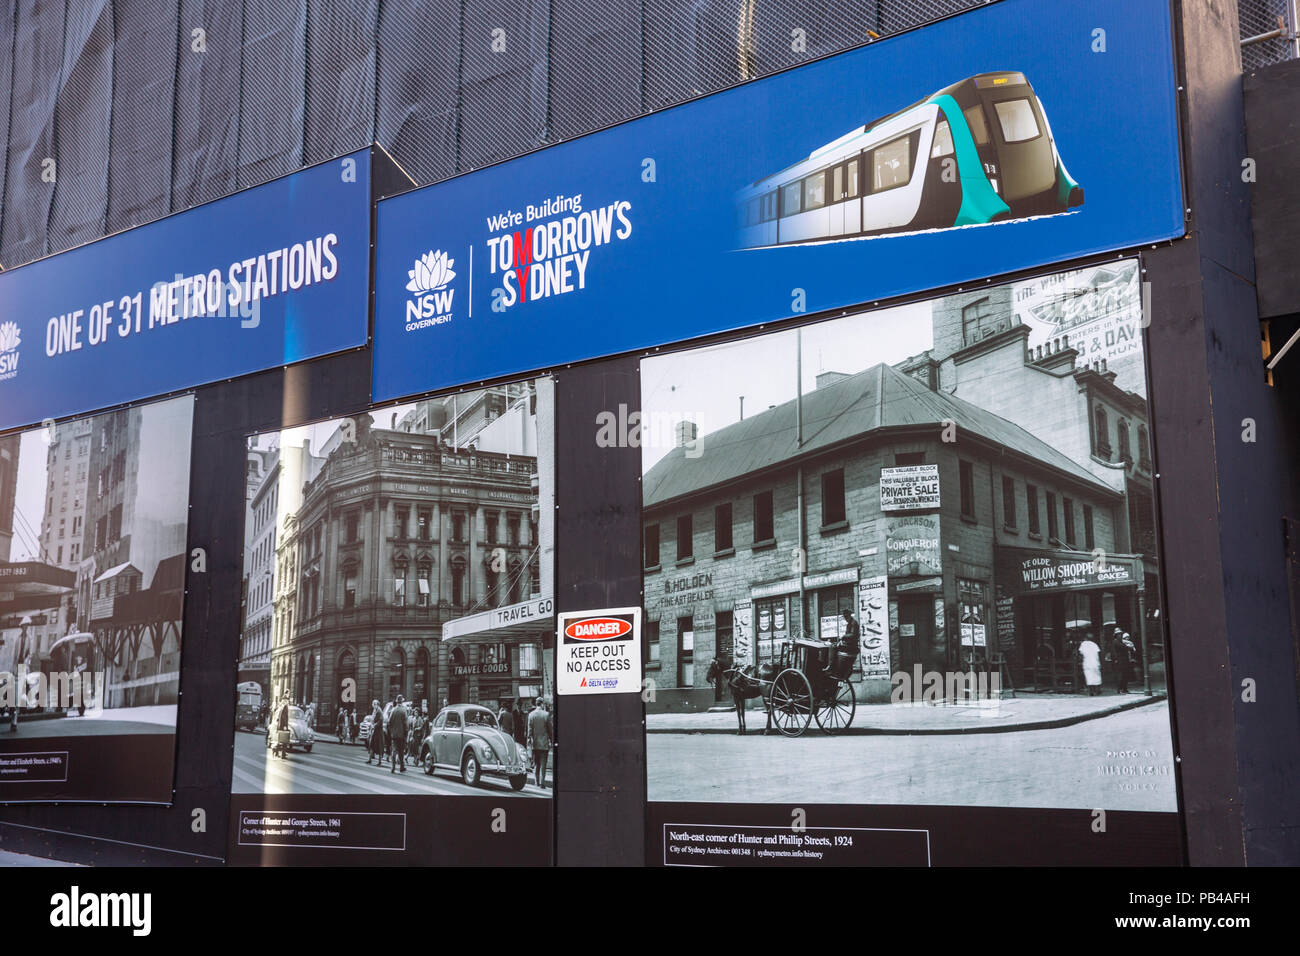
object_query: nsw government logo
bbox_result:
[0,321,21,382]
[405,250,457,331]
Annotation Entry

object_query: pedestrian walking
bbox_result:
[511,698,526,748]
[1078,634,1103,696]
[498,704,515,738]
[527,698,553,789]
[366,699,385,765]
[387,696,408,773]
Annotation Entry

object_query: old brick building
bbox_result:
[643,360,1145,708]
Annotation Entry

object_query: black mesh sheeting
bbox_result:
[457,0,551,171]
[1,0,67,266]
[303,0,377,165]
[878,0,983,34]
[547,0,643,142]
[375,0,461,185]
[748,0,879,75]
[48,0,113,255]
[172,0,243,209]
[642,0,746,112]
[107,1,179,234]
[0,6,15,263]
[235,0,305,188]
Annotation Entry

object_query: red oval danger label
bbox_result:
[564,617,632,640]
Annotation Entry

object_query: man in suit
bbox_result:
[387,696,408,773]
[526,698,553,789]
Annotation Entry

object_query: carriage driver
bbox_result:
[830,609,860,679]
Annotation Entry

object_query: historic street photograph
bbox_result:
[233,379,556,797]
[0,395,193,739]
[641,261,1177,811]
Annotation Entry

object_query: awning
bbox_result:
[441,595,554,642]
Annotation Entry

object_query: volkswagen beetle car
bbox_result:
[421,704,527,790]
[264,704,314,754]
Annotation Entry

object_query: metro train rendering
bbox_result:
[736,71,1084,248]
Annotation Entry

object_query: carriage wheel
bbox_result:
[770,669,813,737]
[815,679,856,735]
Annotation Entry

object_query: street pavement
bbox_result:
[4,712,175,738]
[648,690,1163,735]
[647,699,1178,811]
[232,730,551,797]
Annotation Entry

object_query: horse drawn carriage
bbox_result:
[726,637,857,737]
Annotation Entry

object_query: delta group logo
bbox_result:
[404,249,457,331]
[0,320,21,382]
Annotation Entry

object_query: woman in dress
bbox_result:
[1078,634,1103,696]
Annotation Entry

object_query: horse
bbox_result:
[723,662,780,735]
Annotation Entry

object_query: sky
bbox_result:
[639,299,931,473]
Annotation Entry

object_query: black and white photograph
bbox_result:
[0,395,193,802]
[642,261,1176,813]
[232,379,556,800]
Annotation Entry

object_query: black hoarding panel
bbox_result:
[0,6,14,256]
[172,0,243,208]
[48,0,114,256]
[303,0,378,165]
[547,0,643,142]
[235,0,306,188]
[107,1,180,234]
[456,0,550,172]
[375,0,460,184]
[1,0,66,267]
[642,0,744,113]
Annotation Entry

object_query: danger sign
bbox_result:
[556,606,642,696]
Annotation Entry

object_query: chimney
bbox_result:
[302,439,311,457]
[675,420,698,448]
[815,370,851,390]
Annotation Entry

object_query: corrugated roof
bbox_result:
[643,362,1114,509]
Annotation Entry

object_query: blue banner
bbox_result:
[373,0,1182,401]
[0,150,372,431]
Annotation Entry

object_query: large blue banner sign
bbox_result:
[373,0,1182,401]
[0,150,372,431]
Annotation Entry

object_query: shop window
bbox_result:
[1083,504,1095,551]
[644,523,660,569]
[482,643,508,665]
[753,490,774,543]
[959,460,976,520]
[1026,484,1041,535]
[714,503,733,553]
[958,579,989,650]
[821,468,846,527]
[1046,492,1060,543]
[646,620,660,667]
[676,514,694,562]
[755,597,788,664]
[1002,475,1017,529]
[678,617,694,686]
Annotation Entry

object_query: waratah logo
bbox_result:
[405,251,457,330]
[0,321,20,380]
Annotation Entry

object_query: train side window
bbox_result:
[833,165,843,201]
[804,170,826,209]
[872,134,912,192]
[963,105,991,146]
[993,98,1040,143]
[846,158,859,197]
[930,119,954,158]
[782,180,802,216]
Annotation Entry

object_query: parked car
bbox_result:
[265,704,314,754]
[421,704,527,790]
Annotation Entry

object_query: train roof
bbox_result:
[743,71,1030,192]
